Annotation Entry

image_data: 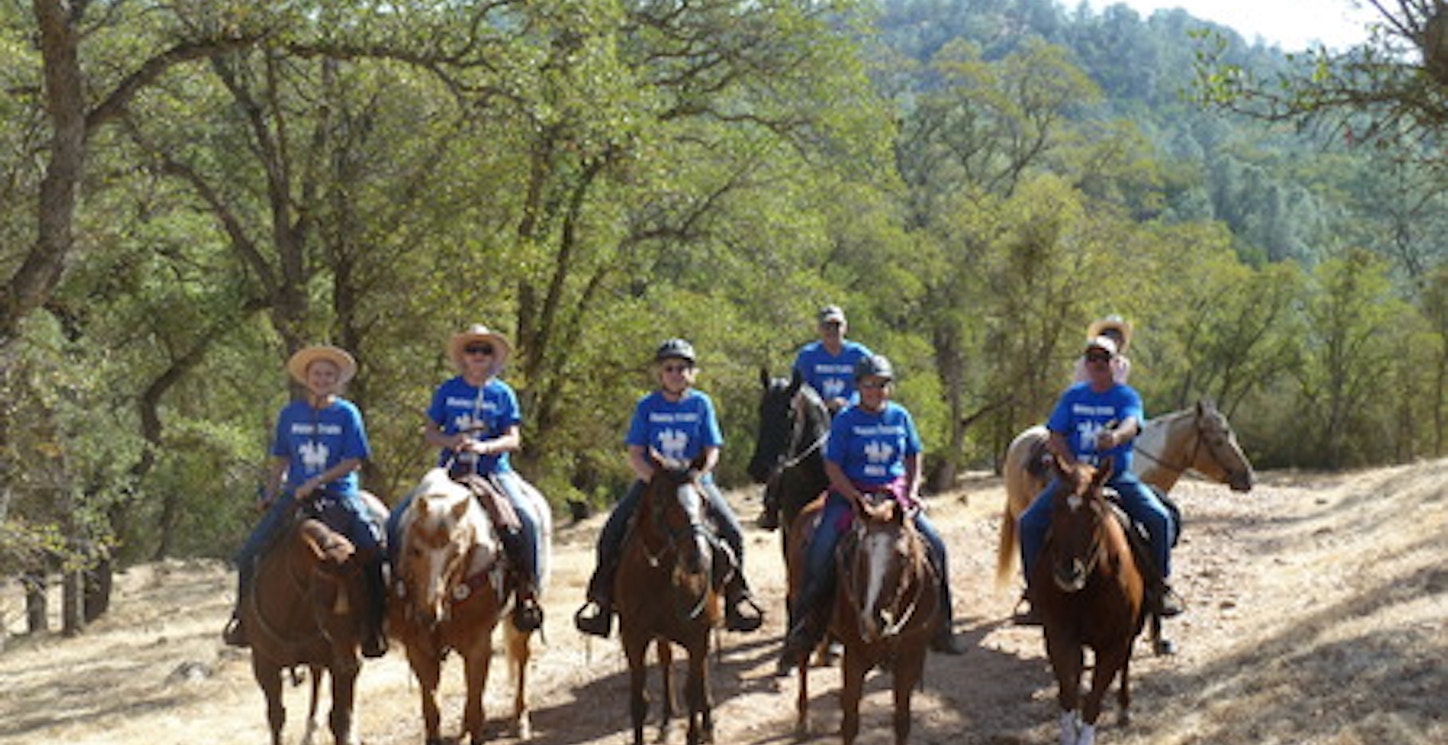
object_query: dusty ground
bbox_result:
[2,462,1445,745]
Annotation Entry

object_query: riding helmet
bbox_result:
[854,354,894,381]
[655,338,697,365]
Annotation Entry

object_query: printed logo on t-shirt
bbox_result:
[299,440,329,474]
[658,428,689,459]
[822,378,846,399]
[863,439,894,477]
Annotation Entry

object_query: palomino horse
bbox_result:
[997,399,1253,585]
[787,494,940,745]
[389,468,549,744]
[244,501,372,745]
[747,369,831,541]
[615,453,719,745]
[1031,456,1146,745]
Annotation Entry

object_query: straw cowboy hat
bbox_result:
[448,324,513,375]
[1087,315,1133,353]
[286,345,358,385]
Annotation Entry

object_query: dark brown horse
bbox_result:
[615,453,720,745]
[243,505,371,745]
[788,494,940,745]
[389,468,538,745]
[1029,457,1146,745]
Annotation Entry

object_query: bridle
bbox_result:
[1049,493,1108,593]
[843,509,931,640]
[640,478,713,622]
[774,390,829,474]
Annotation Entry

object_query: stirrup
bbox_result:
[1158,586,1186,618]
[725,595,764,632]
[574,601,612,638]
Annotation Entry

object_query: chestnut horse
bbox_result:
[243,502,372,745]
[788,494,940,745]
[1030,457,1146,745]
[615,453,720,745]
[997,399,1253,585]
[389,468,545,744]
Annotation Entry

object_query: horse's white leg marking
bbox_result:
[1077,722,1096,745]
[1059,709,1079,745]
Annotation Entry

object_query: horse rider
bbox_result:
[756,305,875,530]
[779,354,967,660]
[574,338,765,637]
[1073,314,1133,384]
[388,324,545,632]
[224,345,388,658]
[1017,335,1184,625]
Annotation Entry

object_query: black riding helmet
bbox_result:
[854,354,894,381]
[655,338,697,365]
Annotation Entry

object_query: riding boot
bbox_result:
[756,480,781,531]
[574,554,617,638]
[361,558,389,658]
[497,527,544,632]
[222,565,253,647]
[723,572,764,633]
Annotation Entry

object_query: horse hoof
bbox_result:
[1154,637,1177,656]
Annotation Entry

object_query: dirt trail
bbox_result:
[2,464,1445,745]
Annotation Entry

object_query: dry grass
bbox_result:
[2,461,1444,745]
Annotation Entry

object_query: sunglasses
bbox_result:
[660,363,693,374]
[1084,352,1113,363]
[858,379,892,390]
[464,344,495,356]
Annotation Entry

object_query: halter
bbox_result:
[640,479,713,622]
[776,390,829,472]
[1049,494,1109,593]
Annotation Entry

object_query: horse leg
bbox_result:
[506,623,533,739]
[1045,633,1082,745]
[462,640,493,745]
[622,632,651,745]
[689,640,714,744]
[1079,644,1128,745]
[301,665,322,745]
[330,662,361,745]
[839,647,869,745]
[1117,650,1132,727]
[250,657,287,745]
[892,647,927,745]
[795,642,810,738]
[657,637,676,731]
[407,644,445,745]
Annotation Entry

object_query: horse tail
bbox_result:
[995,491,1018,588]
[998,425,1046,587]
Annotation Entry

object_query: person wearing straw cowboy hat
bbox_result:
[224,344,388,657]
[387,323,545,631]
[1074,314,1133,384]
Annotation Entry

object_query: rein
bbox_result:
[1132,414,1202,476]
[776,392,828,473]
[641,484,713,622]
[844,519,930,640]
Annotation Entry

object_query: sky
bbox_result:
[1083,0,1383,51]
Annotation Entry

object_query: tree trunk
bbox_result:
[23,572,47,634]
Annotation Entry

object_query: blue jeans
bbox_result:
[1019,469,1176,582]
[235,490,382,594]
[387,470,542,585]
[791,491,954,630]
[590,474,745,600]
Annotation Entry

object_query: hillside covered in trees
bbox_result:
[3,0,1445,612]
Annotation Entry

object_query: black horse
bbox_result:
[747,369,831,627]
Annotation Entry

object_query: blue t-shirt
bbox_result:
[825,402,922,487]
[626,389,724,462]
[793,340,873,405]
[271,398,371,497]
[1045,382,1145,473]
[427,375,522,474]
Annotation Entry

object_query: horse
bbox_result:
[243,501,372,745]
[787,493,940,745]
[389,468,549,744]
[1030,456,1146,745]
[614,452,720,745]
[997,399,1253,586]
[747,368,831,552]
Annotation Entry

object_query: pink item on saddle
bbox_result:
[832,478,916,531]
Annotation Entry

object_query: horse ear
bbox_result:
[451,497,470,521]
[787,367,803,395]
[760,367,771,388]
[1095,457,1115,486]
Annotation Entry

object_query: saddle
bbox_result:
[452,473,522,533]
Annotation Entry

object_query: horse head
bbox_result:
[398,470,499,627]
[846,492,927,643]
[748,367,809,483]
[644,450,713,580]
[1047,456,1115,593]
[1192,399,1254,492]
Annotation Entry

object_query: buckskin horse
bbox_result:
[614,452,720,745]
[788,493,940,745]
[243,499,373,745]
[1030,456,1146,745]
[389,468,544,744]
[998,399,1253,586]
